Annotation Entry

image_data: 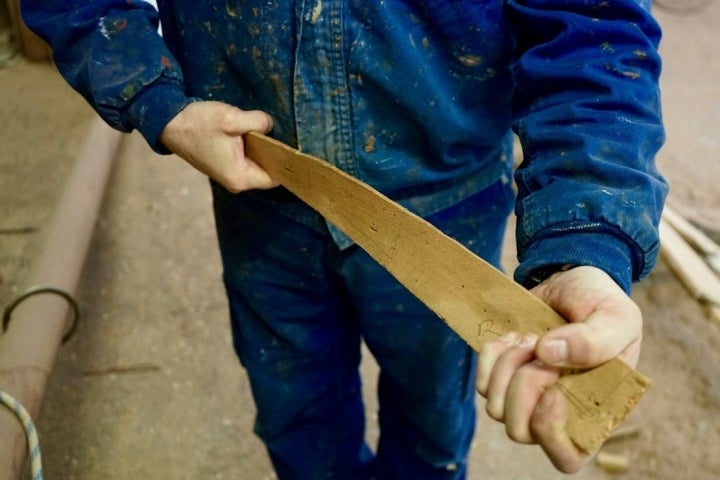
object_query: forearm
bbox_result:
[21,0,194,152]
[506,0,668,291]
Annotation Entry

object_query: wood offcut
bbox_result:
[244,132,651,454]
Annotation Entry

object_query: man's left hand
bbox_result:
[475,265,643,473]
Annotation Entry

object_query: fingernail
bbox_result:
[519,334,538,347]
[544,339,568,364]
[499,332,518,343]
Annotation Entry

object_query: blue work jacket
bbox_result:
[23,0,667,292]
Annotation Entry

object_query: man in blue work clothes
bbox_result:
[23,1,667,478]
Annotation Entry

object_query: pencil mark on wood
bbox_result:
[477,319,501,338]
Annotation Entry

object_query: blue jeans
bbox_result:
[212,181,514,479]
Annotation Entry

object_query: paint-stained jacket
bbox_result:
[22,0,667,292]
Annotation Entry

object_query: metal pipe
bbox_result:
[0,117,122,478]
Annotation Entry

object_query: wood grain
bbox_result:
[244,132,650,453]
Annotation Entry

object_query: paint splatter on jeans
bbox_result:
[213,180,514,479]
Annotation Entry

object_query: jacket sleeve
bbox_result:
[505,0,668,292]
[21,0,194,152]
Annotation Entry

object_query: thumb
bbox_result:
[531,266,643,369]
[223,107,274,136]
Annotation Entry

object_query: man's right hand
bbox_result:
[159,101,277,192]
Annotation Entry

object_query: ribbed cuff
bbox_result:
[514,232,634,293]
[123,83,198,154]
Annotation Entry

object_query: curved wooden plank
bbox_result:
[244,132,650,454]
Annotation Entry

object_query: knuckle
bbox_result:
[568,325,595,364]
[506,426,534,445]
[486,402,504,423]
[475,377,488,397]
[219,105,240,129]
[223,176,245,193]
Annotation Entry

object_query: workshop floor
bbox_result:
[1,3,719,479]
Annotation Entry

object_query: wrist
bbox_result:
[524,264,578,289]
[514,231,635,293]
[123,83,199,154]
